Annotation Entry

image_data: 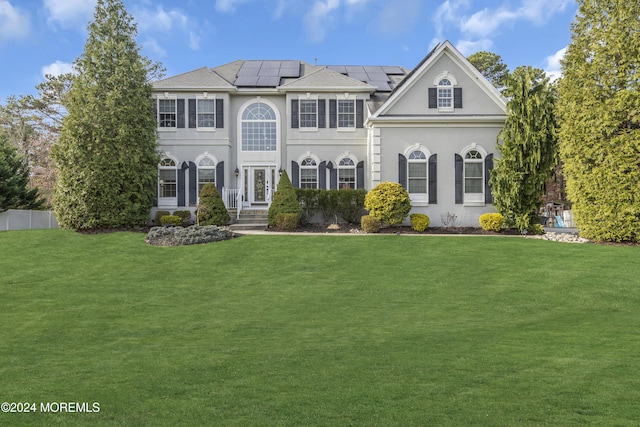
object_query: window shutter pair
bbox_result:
[398,153,437,203]
[328,99,364,128]
[291,99,327,129]
[186,99,224,128]
[454,153,493,204]
[428,88,463,109]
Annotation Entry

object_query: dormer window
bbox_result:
[429,72,462,112]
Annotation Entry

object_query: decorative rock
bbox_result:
[527,231,590,244]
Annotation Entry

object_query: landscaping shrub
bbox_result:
[160,215,182,227]
[361,215,381,233]
[173,210,192,226]
[318,190,339,223]
[145,225,235,246]
[268,171,302,228]
[275,213,299,230]
[337,189,367,223]
[154,210,170,225]
[197,184,230,226]
[479,213,505,231]
[410,213,430,232]
[295,188,320,224]
[364,182,412,225]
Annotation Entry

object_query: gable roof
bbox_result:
[279,66,375,92]
[153,67,235,91]
[369,40,507,119]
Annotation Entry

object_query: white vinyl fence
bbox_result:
[0,209,58,231]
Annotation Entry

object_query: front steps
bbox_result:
[229,209,269,231]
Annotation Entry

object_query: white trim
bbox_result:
[195,95,217,131]
[194,152,219,166]
[296,151,321,165]
[297,94,319,131]
[156,95,178,131]
[433,71,457,86]
[461,143,486,206]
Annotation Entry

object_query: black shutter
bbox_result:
[152,100,158,127]
[188,99,196,128]
[216,99,224,129]
[398,154,407,189]
[153,171,158,206]
[329,100,337,128]
[356,99,364,128]
[429,154,437,204]
[216,161,224,193]
[291,100,299,128]
[318,99,326,128]
[189,161,197,205]
[455,154,463,204]
[327,162,337,189]
[428,88,437,109]
[485,154,494,204]
[356,161,364,189]
[177,99,185,128]
[291,161,300,188]
[178,162,187,207]
[319,161,327,190]
[454,88,463,109]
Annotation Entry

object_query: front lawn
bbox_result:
[1,230,639,426]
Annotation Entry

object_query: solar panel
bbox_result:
[234,76,259,86]
[256,76,281,87]
[327,65,347,74]
[369,80,392,91]
[381,66,405,75]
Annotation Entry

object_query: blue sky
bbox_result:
[0,0,578,102]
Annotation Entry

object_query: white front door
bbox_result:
[243,165,277,207]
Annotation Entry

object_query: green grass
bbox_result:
[1,230,640,426]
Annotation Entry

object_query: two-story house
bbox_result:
[151,40,507,227]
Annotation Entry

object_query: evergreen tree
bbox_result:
[0,133,44,212]
[197,184,230,226]
[490,66,558,232]
[52,0,163,230]
[467,51,510,91]
[557,0,640,242]
[268,171,302,227]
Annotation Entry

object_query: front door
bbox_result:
[243,165,277,206]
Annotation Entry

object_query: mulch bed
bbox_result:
[278,224,523,235]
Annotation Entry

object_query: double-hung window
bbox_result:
[338,157,356,189]
[408,150,428,194]
[300,158,318,189]
[299,100,317,128]
[464,150,484,203]
[197,157,216,194]
[158,158,177,200]
[197,99,215,128]
[158,99,176,128]
[437,79,453,109]
[338,100,355,129]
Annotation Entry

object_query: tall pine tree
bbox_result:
[490,66,558,232]
[52,0,163,230]
[557,0,640,242]
[0,132,44,212]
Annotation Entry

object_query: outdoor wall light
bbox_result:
[234,167,239,177]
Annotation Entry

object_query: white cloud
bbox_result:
[215,0,252,13]
[304,0,340,43]
[134,5,188,33]
[432,0,469,42]
[41,60,73,77]
[44,0,96,29]
[461,7,517,38]
[189,31,201,51]
[456,39,493,56]
[544,46,567,81]
[0,0,30,42]
[141,38,166,57]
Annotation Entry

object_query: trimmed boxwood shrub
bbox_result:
[268,171,302,228]
[364,182,412,225]
[275,213,299,230]
[361,215,381,233]
[197,184,230,226]
[160,215,182,227]
[295,188,320,224]
[410,213,430,232]
[173,210,192,226]
[337,189,367,224]
[154,210,170,226]
[479,213,505,231]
